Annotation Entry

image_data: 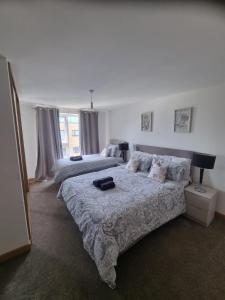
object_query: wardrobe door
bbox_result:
[8,63,31,240]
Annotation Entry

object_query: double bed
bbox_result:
[57,144,193,288]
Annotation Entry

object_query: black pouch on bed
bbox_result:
[93,176,113,188]
[70,156,83,161]
[99,181,115,191]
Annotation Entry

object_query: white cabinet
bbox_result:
[184,184,217,227]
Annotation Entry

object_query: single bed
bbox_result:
[57,144,193,288]
[53,139,124,183]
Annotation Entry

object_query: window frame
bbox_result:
[72,129,79,137]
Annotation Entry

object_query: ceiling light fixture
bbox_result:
[89,89,94,110]
[82,89,97,111]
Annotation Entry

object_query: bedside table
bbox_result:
[184,184,217,227]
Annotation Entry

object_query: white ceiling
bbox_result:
[0,1,225,109]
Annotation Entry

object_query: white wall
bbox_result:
[0,56,29,255]
[109,83,225,214]
[20,103,37,178]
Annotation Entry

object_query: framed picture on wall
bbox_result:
[141,111,153,132]
[174,107,192,133]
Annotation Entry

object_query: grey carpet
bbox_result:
[1,180,225,300]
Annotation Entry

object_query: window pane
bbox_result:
[60,130,65,141]
[62,146,67,157]
[72,130,79,137]
[68,115,79,123]
[59,117,65,123]
[73,147,80,153]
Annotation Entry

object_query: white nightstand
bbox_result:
[184,184,217,227]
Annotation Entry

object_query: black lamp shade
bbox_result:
[192,152,216,170]
[119,143,129,151]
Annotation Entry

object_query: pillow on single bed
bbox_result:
[126,158,140,172]
[131,151,153,172]
[107,144,121,158]
[113,146,122,158]
[148,161,168,183]
[100,147,109,157]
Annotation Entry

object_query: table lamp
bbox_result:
[118,143,129,162]
[192,152,216,193]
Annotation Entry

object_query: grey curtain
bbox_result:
[80,110,100,155]
[35,107,63,180]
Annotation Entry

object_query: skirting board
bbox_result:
[0,243,31,263]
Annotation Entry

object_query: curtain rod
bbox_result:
[32,104,80,113]
[32,104,58,109]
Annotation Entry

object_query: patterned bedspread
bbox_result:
[53,154,122,183]
[57,166,186,288]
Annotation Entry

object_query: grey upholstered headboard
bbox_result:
[110,139,127,145]
[134,144,193,160]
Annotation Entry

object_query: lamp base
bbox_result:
[122,150,127,162]
[194,184,206,193]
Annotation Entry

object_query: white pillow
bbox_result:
[107,144,122,158]
[126,158,140,172]
[100,148,108,157]
[107,144,118,157]
[152,155,171,167]
[148,161,168,183]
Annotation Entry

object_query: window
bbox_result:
[73,147,80,154]
[62,146,67,157]
[68,115,79,123]
[60,130,66,141]
[72,130,79,137]
[59,113,80,157]
[59,117,65,123]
